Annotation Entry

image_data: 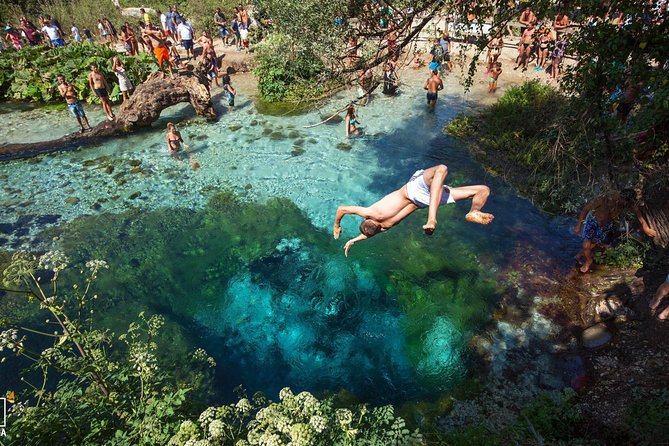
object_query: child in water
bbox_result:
[222,74,236,107]
[488,62,502,93]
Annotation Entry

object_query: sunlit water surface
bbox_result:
[0,73,578,403]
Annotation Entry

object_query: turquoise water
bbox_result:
[0,73,578,403]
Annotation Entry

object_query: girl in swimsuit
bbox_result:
[166,122,184,159]
[537,32,550,69]
[345,105,360,137]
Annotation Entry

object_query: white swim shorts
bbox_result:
[406,169,456,209]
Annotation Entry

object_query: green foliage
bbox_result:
[438,391,590,445]
[445,115,478,138]
[595,235,649,269]
[622,390,669,445]
[253,33,326,102]
[1,252,215,445]
[2,0,122,35]
[168,387,423,446]
[0,44,157,104]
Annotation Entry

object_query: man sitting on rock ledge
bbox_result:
[334,164,494,256]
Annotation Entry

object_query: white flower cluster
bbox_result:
[288,423,314,446]
[335,408,353,426]
[208,419,226,439]
[85,259,109,275]
[295,391,320,417]
[38,251,69,274]
[129,348,157,378]
[3,252,37,285]
[237,398,253,415]
[279,387,293,401]
[39,296,57,310]
[308,415,327,433]
[193,348,217,367]
[198,407,218,428]
[0,329,26,353]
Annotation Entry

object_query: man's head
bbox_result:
[359,219,383,237]
[56,75,66,85]
[90,64,97,71]
[432,69,439,75]
[216,7,222,13]
[140,8,145,13]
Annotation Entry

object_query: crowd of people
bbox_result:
[3,5,250,140]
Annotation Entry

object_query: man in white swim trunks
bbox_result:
[333,164,494,256]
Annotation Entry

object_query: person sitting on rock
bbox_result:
[334,164,493,256]
[574,189,657,273]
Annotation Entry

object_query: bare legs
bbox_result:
[420,165,494,235]
[100,97,115,120]
[576,239,595,273]
[423,164,448,234]
[649,280,669,320]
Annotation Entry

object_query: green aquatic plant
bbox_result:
[0,44,157,104]
[445,115,478,138]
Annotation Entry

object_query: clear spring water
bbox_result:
[0,72,579,403]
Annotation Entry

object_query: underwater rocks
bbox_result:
[336,142,352,151]
[64,196,80,205]
[582,323,612,348]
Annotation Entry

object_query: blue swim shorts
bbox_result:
[67,101,86,118]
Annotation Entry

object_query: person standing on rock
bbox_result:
[177,19,195,59]
[214,7,230,46]
[57,75,92,133]
[423,69,443,110]
[112,56,133,104]
[88,64,115,121]
[574,190,657,273]
[145,28,174,76]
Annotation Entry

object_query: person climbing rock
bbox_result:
[333,164,493,256]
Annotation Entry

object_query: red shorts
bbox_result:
[154,46,170,66]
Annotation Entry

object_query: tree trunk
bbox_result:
[0,62,216,160]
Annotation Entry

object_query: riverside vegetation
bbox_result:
[0,44,156,104]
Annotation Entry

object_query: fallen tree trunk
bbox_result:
[0,62,216,160]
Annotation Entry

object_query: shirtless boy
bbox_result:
[424,69,443,110]
[57,75,92,133]
[574,190,657,273]
[88,64,115,120]
[334,164,494,256]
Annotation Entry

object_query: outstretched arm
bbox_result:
[574,200,595,234]
[344,234,368,257]
[632,204,657,237]
[334,205,373,239]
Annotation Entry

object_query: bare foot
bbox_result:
[465,211,495,225]
[423,220,437,235]
[579,261,592,273]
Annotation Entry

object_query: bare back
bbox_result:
[425,75,443,93]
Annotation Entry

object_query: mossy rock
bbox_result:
[336,142,352,151]
[291,148,306,157]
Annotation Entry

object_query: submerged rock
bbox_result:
[270,131,286,140]
[128,159,142,167]
[129,167,143,174]
[336,142,352,151]
[291,148,305,157]
[228,124,242,132]
[64,196,79,205]
[582,323,612,348]
[105,165,114,175]
[244,184,252,190]
[82,159,97,167]
[293,139,304,147]
[128,192,141,200]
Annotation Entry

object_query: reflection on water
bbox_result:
[0,72,579,403]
